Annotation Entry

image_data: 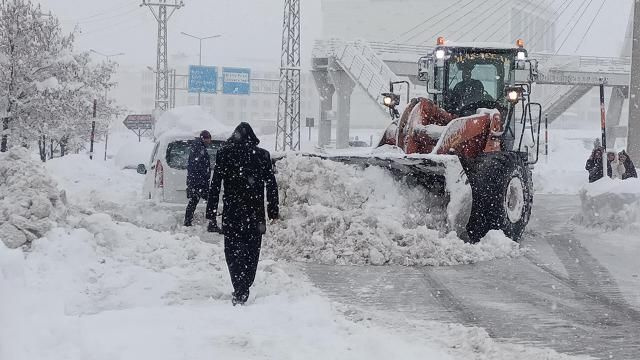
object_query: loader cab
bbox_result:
[418,38,540,154]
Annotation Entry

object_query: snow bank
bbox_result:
[265,156,522,266]
[0,148,66,248]
[0,213,458,360]
[154,106,233,140]
[575,177,640,232]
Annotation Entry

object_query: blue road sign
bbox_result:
[222,67,251,95]
[188,65,217,93]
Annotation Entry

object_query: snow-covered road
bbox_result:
[302,194,640,359]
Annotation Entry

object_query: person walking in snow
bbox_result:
[184,130,213,227]
[206,122,279,306]
[618,150,638,180]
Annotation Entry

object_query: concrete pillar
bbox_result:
[311,70,335,148]
[627,0,640,160]
[607,86,628,148]
[328,68,355,149]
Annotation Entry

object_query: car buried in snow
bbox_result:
[136,132,226,203]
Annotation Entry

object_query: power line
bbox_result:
[555,0,596,54]
[393,0,464,43]
[404,0,475,43]
[72,0,136,22]
[420,0,486,44]
[573,0,607,52]
[472,1,521,42]
[77,7,147,36]
[77,6,140,25]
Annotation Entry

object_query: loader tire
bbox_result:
[465,152,532,243]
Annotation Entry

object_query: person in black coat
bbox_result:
[585,146,612,183]
[206,122,279,306]
[184,130,212,227]
[618,150,638,180]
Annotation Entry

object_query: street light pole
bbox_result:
[180,32,221,106]
[90,50,125,161]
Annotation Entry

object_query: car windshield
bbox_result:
[445,51,512,113]
[166,139,226,170]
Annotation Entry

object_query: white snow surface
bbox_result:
[0,148,66,248]
[0,141,581,360]
[265,155,522,266]
[153,106,233,140]
[575,177,640,232]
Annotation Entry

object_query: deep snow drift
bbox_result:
[575,177,640,232]
[265,155,523,266]
[0,148,66,248]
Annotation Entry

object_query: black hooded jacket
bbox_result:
[206,122,279,234]
[186,138,211,197]
[620,151,638,180]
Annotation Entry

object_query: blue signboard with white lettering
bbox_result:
[222,67,251,95]
[188,65,217,93]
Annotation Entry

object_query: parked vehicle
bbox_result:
[137,133,226,203]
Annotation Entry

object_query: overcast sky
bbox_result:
[35,0,633,69]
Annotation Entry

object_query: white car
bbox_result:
[137,133,226,203]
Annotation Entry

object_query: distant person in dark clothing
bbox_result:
[206,122,279,306]
[585,146,610,183]
[618,150,638,180]
[184,130,212,227]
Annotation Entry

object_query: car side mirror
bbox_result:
[137,164,147,175]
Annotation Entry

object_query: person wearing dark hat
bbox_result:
[206,122,279,306]
[184,130,213,227]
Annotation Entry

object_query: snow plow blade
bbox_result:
[273,153,473,240]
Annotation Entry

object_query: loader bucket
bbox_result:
[274,152,473,240]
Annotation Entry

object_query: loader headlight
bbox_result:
[382,92,400,108]
[517,51,526,61]
[435,49,446,60]
[505,87,522,103]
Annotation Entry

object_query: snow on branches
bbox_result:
[0,0,121,156]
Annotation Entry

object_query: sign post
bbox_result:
[599,79,607,177]
[188,65,218,94]
[222,67,251,95]
[123,114,154,142]
[305,117,314,141]
[90,99,96,160]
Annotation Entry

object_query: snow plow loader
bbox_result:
[292,38,542,243]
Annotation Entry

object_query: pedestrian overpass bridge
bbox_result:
[311,39,631,148]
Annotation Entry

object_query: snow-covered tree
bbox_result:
[0,0,120,155]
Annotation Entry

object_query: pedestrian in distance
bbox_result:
[585,146,606,183]
[206,122,279,306]
[184,130,212,227]
[618,150,638,180]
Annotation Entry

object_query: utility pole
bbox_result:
[275,0,301,151]
[141,0,184,112]
[628,0,640,161]
[90,99,97,160]
[90,50,124,161]
[180,32,221,106]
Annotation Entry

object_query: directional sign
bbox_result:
[189,65,218,93]
[123,114,153,130]
[123,114,153,142]
[222,67,251,95]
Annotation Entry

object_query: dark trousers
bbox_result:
[184,195,201,226]
[224,229,262,299]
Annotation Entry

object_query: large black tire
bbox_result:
[465,152,533,243]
